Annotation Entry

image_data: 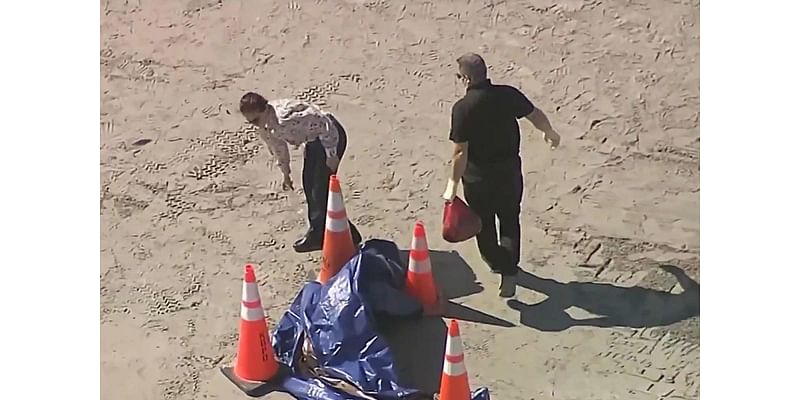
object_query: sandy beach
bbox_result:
[100,1,699,399]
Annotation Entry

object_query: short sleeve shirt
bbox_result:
[449,79,535,179]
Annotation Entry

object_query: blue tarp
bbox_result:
[267,239,491,400]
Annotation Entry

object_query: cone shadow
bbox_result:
[443,301,515,328]
[380,317,447,395]
[398,249,484,300]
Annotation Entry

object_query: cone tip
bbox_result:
[244,264,256,282]
[414,221,426,237]
[448,319,461,337]
[329,175,341,192]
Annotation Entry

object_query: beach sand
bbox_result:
[101,1,699,399]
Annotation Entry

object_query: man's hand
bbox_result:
[544,130,561,149]
[282,174,294,191]
[326,154,340,173]
[524,109,561,149]
[442,178,458,202]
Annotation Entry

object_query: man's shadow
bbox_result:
[508,265,700,332]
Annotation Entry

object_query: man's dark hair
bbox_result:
[239,92,268,113]
[456,53,488,82]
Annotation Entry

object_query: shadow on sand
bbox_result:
[381,316,447,394]
[398,249,514,327]
[507,265,700,332]
[382,249,514,394]
[397,249,484,299]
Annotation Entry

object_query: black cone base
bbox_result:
[220,364,290,398]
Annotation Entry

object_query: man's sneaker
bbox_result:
[499,274,517,298]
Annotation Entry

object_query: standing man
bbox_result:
[239,92,362,253]
[442,53,561,297]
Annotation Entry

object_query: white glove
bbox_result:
[442,179,458,202]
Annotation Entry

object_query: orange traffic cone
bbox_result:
[439,319,472,400]
[233,264,280,382]
[405,221,444,315]
[318,175,357,283]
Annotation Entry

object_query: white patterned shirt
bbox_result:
[259,98,339,175]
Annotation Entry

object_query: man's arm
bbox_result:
[443,141,468,201]
[524,108,555,134]
[444,101,473,201]
[449,142,468,183]
[508,86,560,148]
[524,108,561,148]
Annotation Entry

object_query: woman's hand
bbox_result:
[282,173,294,191]
[326,154,341,173]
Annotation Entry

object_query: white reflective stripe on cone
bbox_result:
[409,257,432,274]
[445,333,465,359]
[242,281,261,302]
[443,358,468,377]
[326,216,349,233]
[241,303,265,321]
[327,192,345,213]
[411,235,428,251]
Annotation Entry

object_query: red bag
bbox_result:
[442,196,482,243]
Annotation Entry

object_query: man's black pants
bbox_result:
[463,172,523,276]
[302,115,359,241]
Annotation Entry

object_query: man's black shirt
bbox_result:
[449,79,536,182]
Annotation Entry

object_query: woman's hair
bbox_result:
[239,92,269,113]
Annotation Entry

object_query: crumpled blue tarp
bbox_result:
[267,239,490,400]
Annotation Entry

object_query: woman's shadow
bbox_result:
[507,265,700,331]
